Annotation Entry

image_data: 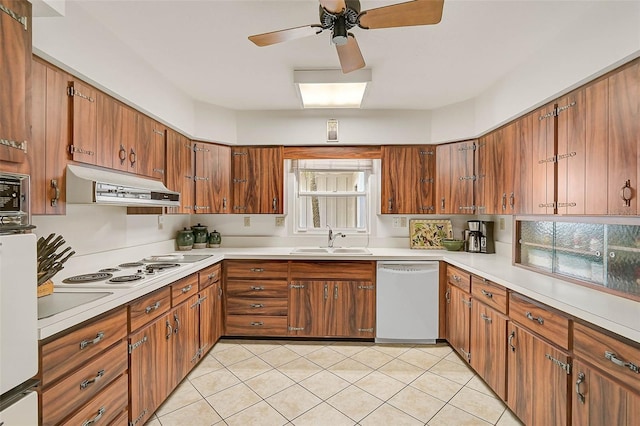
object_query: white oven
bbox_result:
[0,233,38,424]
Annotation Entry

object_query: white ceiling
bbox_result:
[71,0,599,111]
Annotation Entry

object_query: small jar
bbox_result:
[208,230,222,248]
[191,223,209,249]
[176,228,194,251]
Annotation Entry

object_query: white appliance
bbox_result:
[0,233,39,425]
[376,261,439,344]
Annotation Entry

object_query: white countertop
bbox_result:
[38,246,640,344]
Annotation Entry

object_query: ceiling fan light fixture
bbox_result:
[332,16,348,45]
[294,69,371,108]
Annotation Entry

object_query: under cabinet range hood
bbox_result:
[66,165,180,207]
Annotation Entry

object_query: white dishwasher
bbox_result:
[376,261,440,344]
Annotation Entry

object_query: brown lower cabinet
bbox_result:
[470,301,508,400]
[445,283,471,362]
[507,322,570,425]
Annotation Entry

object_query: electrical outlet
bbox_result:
[244,216,251,227]
[400,217,407,227]
[275,216,285,227]
[499,217,506,231]
[157,215,164,230]
[392,217,401,228]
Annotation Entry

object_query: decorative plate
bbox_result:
[409,219,453,249]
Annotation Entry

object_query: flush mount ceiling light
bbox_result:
[294,69,371,108]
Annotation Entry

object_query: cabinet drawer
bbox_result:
[573,322,640,391]
[41,307,127,386]
[199,263,221,290]
[225,315,288,336]
[509,292,569,349]
[128,287,171,332]
[447,265,471,293]
[290,261,375,281]
[226,297,288,316]
[226,279,288,298]
[225,260,288,279]
[471,276,507,314]
[171,273,199,306]
[42,341,128,426]
[59,372,128,426]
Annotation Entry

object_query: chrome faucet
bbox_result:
[327,225,346,248]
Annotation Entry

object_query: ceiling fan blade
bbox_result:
[249,25,322,47]
[358,0,444,30]
[319,0,346,14]
[336,33,365,73]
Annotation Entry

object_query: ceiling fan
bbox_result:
[248,0,445,73]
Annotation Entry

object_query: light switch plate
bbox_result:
[244,216,251,227]
[275,216,285,227]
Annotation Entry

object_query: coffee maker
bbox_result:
[465,220,495,253]
[466,220,482,253]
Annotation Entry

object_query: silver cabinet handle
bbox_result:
[620,180,633,207]
[80,332,104,350]
[440,197,445,210]
[250,321,264,327]
[502,193,507,210]
[445,289,450,303]
[81,407,105,426]
[250,303,264,308]
[290,284,305,289]
[508,331,516,352]
[334,284,338,299]
[605,351,640,374]
[272,197,278,212]
[80,369,105,390]
[207,272,217,281]
[145,301,161,314]
[222,197,227,210]
[129,147,137,167]
[174,313,180,334]
[324,284,328,300]
[250,268,265,272]
[525,311,544,325]
[480,289,493,299]
[118,144,127,165]
[250,285,264,291]
[387,198,393,212]
[509,192,515,208]
[51,179,60,207]
[181,284,192,294]
[575,372,586,404]
[452,274,461,282]
[480,313,492,323]
[166,320,172,340]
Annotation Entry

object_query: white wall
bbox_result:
[32,1,196,136]
[235,109,431,145]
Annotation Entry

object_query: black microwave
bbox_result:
[0,172,33,233]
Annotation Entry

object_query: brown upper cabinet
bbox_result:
[231,146,283,214]
[436,140,475,214]
[0,0,31,169]
[68,79,98,165]
[476,123,517,215]
[136,115,166,180]
[381,145,435,214]
[194,142,230,214]
[165,129,194,214]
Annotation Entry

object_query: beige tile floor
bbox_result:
[145,339,524,426]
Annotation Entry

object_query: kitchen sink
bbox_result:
[38,291,113,319]
[290,247,372,255]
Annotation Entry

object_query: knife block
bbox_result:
[37,280,54,298]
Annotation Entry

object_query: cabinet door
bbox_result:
[608,61,639,215]
[445,284,471,362]
[514,113,534,214]
[165,130,194,214]
[470,301,507,400]
[170,295,200,389]
[135,115,165,179]
[501,122,516,213]
[531,102,556,214]
[29,58,47,214]
[572,359,640,426]
[0,0,30,165]
[194,142,214,213]
[288,281,324,336]
[128,314,171,426]
[435,144,452,214]
[231,146,283,214]
[212,144,230,213]
[68,80,98,165]
[507,323,569,426]
[334,281,375,338]
[476,132,499,214]
[96,92,120,170]
[449,140,475,214]
[584,78,609,215]
[556,89,586,215]
[199,283,221,356]
[381,145,435,214]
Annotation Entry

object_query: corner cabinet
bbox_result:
[165,129,194,214]
[435,140,475,214]
[194,141,230,214]
[231,146,283,214]
[380,145,435,214]
[444,265,471,362]
[288,261,376,338]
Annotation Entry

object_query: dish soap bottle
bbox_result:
[208,230,222,248]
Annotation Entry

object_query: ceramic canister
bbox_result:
[191,223,209,249]
[176,228,194,251]
[208,230,222,248]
